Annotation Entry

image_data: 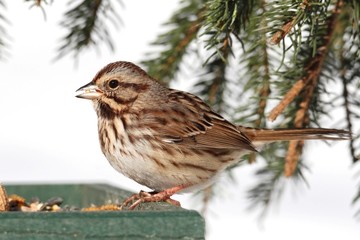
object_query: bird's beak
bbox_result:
[76,82,103,100]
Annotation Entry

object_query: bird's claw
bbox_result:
[121,189,181,210]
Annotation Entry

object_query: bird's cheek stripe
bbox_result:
[111,96,138,105]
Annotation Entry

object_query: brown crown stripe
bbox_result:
[92,62,119,81]
[93,61,148,82]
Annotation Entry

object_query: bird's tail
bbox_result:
[239,127,351,143]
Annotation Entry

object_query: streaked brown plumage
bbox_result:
[76,61,350,209]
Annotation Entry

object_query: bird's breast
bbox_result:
[97,116,244,191]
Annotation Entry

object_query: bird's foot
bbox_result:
[121,186,184,210]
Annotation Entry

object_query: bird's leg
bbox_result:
[121,185,185,210]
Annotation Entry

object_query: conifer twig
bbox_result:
[255,51,270,127]
[268,0,344,122]
[270,0,308,45]
[283,0,344,176]
[268,80,305,121]
[284,81,313,176]
[285,140,304,177]
[270,19,297,45]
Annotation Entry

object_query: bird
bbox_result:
[76,61,350,209]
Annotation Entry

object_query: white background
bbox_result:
[0,1,359,239]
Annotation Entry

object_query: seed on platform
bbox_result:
[40,197,64,211]
[8,194,28,211]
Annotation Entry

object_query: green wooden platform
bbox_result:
[0,184,205,240]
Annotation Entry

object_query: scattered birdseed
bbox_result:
[0,185,122,212]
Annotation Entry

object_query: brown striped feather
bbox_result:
[78,61,351,193]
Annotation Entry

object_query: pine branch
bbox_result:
[269,0,309,45]
[245,0,354,213]
[142,0,205,84]
[284,66,322,175]
[55,0,123,60]
[284,0,344,176]
[268,0,343,122]
[202,0,254,63]
[140,0,359,218]
[262,0,329,63]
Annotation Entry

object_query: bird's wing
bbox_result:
[139,90,257,152]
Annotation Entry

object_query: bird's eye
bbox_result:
[108,79,119,89]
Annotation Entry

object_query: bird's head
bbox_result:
[76,61,161,117]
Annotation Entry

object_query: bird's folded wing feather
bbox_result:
[139,90,257,152]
